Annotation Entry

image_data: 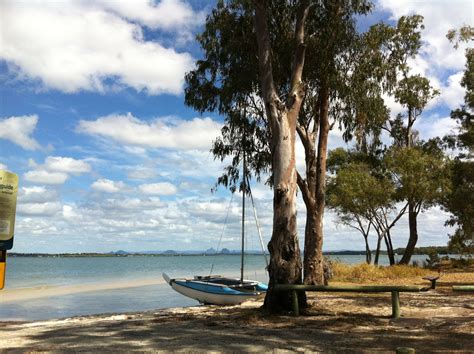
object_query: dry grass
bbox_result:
[330,261,474,286]
[331,262,434,284]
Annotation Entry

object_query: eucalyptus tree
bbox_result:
[185,0,428,286]
[186,1,307,311]
[327,148,407,265]
[251,0,312,310]
[371,15,441,264]
[327,160,388,264]
[385,144,450,264]
[443,26,474,255]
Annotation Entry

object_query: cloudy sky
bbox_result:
[0,0,471,253]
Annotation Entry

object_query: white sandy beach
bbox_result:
[1,285,473,352]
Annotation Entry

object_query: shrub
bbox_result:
[425,249,440,269]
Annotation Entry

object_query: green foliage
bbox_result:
[446,25,474,50]
[185,0,423,192]
[327,161,393,218]
[385,146,450,212]
[394,75,440,119]
[442,28,473,254]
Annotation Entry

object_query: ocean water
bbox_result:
[0,254,430,321]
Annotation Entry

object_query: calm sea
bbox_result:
[0,254,430,321]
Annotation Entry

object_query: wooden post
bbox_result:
[391,291,400,318]
[292,290,299,316]
[0,250,6,290]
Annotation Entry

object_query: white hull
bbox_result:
[163,273,265,305]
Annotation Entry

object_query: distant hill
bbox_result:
[8,246,460,258]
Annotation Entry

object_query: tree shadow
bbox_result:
[4,310,473,352]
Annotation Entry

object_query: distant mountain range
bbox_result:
[8,246,455,257]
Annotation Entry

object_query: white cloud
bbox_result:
[0,0,195,95]
[17,201,62,216]
[379,0,471,111]
[44,156,91,175]
[97,0,205,32]
[127,166,159,180]
[24,170,69,185]
[19,186,59,204]
[23,156,92,186]
[439,72,465,109]
[415,115,459,141]
[139,182,177,195]
[77,113,222,150]
[379,0,472,71]
[92,179,125,193]
[0,163,7,170]
[0,115,40,150]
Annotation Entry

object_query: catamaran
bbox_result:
[163,152,268,305]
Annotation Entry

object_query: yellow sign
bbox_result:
[0,170,18,250]
[0,250,5,289]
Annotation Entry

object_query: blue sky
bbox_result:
[0,0,472,253]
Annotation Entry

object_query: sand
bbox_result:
[1,286,473,352]
[0,277,167,303]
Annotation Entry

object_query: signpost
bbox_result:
[0,170,19,290]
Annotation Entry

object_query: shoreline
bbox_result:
[0,276,169,304]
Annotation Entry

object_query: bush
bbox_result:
[425,249,440,269]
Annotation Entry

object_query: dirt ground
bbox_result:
[1,284,473,352]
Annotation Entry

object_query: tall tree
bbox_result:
[327,148,407,265]
[294,0,375,284]
[377,16,440,264]
[443,26,474,256]
[185,1,427,283]
[185,0,375,288]
[385,144,450,264]
[251,0,310,311]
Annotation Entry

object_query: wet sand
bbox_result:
[0,277,168,303]
[1,285,473,352]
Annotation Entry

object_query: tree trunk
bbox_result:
[253,0,310,312]
[386,229,395,265]
[364,235,372,264]
[264,109,304,311]
[303,201,324,284]
[303,88,329,285]
[399,202,418,265]
[374,235,382,266]
[384,234,395,265]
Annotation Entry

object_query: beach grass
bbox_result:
[331,262,433,283]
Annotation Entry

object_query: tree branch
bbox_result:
[288,1,310,107]
[296,170,313,207]
[252,0,280,125]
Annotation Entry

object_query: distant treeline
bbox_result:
[7,246,464,258]
[393,246,458,255]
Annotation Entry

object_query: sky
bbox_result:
[0,0,472,253]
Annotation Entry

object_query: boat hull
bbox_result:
[163,273,266,305]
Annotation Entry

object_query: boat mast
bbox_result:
[240,148,246,283]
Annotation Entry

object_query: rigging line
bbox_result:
[209,192,235,277]
[246,176,269,269]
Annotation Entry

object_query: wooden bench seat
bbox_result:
[422,276,439,289]
[452,285,474,292]
[274,284,425,318]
